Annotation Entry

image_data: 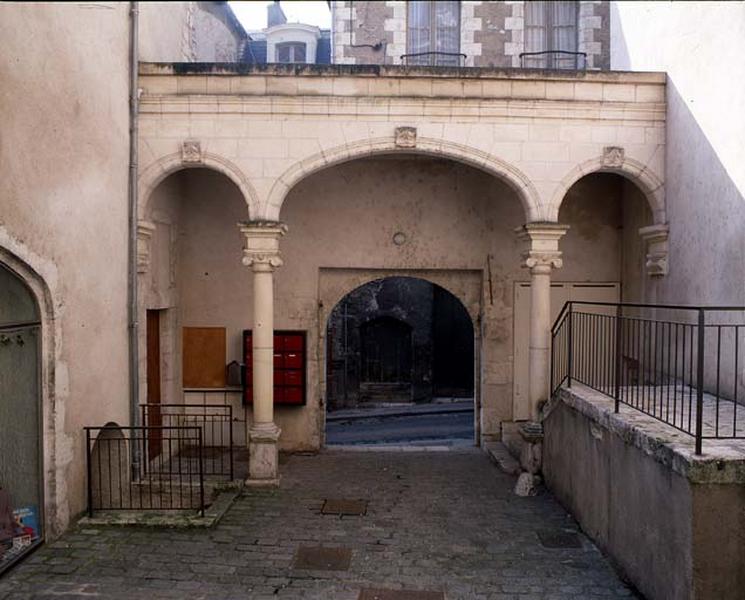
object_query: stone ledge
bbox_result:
[140,62,666,84]
[550,384,745,484]
[77,485,241,529]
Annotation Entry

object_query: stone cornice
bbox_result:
[139,62,666,85]
[139,94,665,123]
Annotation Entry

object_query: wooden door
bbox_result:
[146,310,162,459]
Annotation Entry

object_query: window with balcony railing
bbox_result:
[404,1,463,67]
[523,1,584,70]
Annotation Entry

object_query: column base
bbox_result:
[247,424,281,484]
[518,421,543,474]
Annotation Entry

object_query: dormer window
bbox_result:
[276,42,306,63]
[265,23,320,64]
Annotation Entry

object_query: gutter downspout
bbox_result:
[128,1,141,474]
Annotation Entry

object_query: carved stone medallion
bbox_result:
[602,146,625,168]
[394,126,417,148]
[181,139,203,163]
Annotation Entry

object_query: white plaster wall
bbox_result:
[611,1,745,306]
[0,2,131,532]
[143,160,638,450]
[139,2,194,62]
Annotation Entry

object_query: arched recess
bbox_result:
[138,151,258,219]
[264,137,543,223]
[549,155,666,224]
[323,275,477,436]
[0,245,57,547]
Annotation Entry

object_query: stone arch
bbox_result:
[549,155,666,224]
[0,240,59,537]
[265,137,542,222]
[138,152,259,219]
[324,274,477,411]
[323,271,481,328]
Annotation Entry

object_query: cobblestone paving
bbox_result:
[0,449,638,599]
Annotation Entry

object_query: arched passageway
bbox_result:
[139,167,250,446]
[325,276,475,446]
[0,263,43,572]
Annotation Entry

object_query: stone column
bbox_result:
[516,223,569,421]
[239,221,288,485]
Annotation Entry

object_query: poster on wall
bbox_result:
[1,488,40,570]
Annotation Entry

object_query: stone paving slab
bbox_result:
[0,449,639,599]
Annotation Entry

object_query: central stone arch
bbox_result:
[264,137,543,222]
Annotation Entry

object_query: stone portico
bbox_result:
[136,64,667,482]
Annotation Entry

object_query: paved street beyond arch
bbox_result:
[0,450,637,599]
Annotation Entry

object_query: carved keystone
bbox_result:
[181,139,203,163]
[394,126,417,148]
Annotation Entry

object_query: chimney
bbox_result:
[267,1,287,27]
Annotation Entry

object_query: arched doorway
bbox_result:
[325,276,475,446]
[0,263,43,572]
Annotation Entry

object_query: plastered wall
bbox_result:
[144,159,649,451]
[611,1,745,307]
[0,2,132,532]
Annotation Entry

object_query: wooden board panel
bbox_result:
[182,327,226,388]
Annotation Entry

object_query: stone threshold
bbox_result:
[77,483,242,529]
[550,384,745,484]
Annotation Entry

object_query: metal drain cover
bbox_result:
[322,499,368,516]
[537,531,582,548]
[359,589,444,600]
[293,546,352,571]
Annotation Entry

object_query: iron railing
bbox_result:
[400,51,467,67]
[141,403,234,479]
[551,302,745,454]
[84,425,205,516]
[519,50,587,70]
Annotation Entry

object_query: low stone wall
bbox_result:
[543,384,745,600]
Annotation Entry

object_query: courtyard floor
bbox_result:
[0,449,637,600]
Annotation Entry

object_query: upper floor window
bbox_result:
[405,1,461,66]
[524,1,581,69]
[276,42,306,63]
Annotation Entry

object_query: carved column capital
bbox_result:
[238,221,288,272]
[639,223,669,277]
[136,220,157,274]
[515,223,570,274]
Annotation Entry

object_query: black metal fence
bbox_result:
[551,302,745,454]
[84,426,204,516]
[141,403,234,479]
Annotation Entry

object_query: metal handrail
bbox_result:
[140,403,234,480]
[550,301,745,454]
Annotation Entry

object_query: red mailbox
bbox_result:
[243,330,306,406]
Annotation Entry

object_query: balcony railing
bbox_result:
[400,51,467,67]
[519,50,587,70]
[551,302,745,454]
